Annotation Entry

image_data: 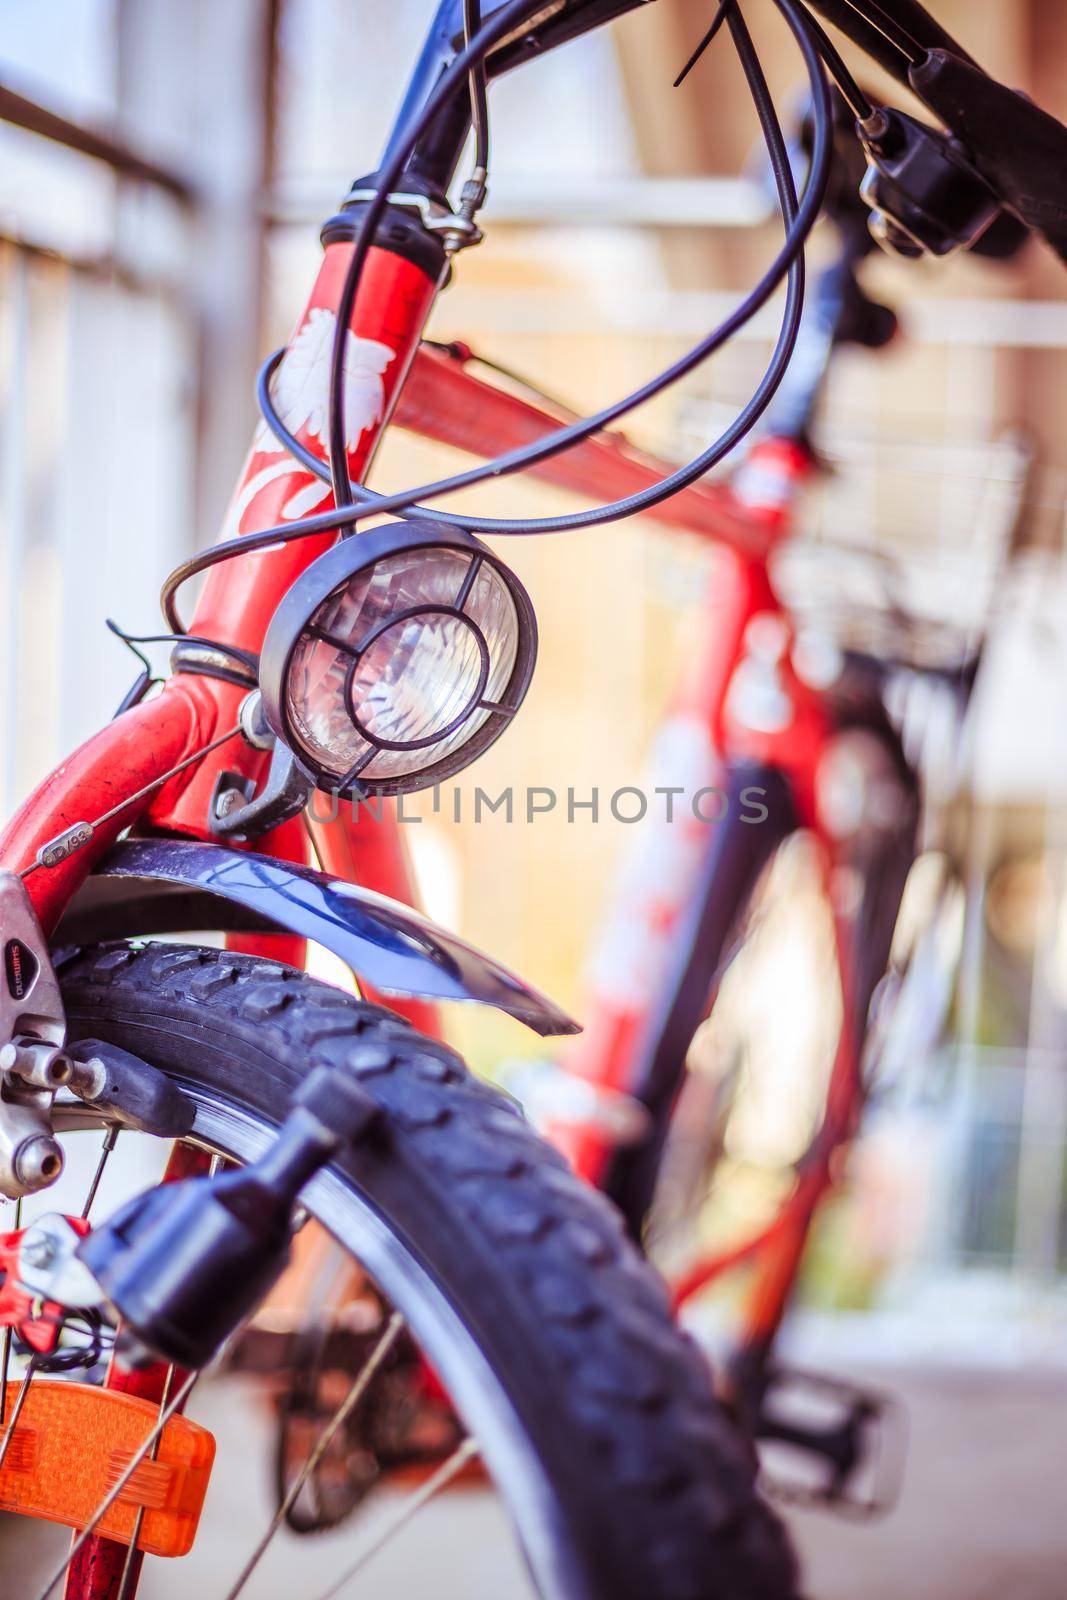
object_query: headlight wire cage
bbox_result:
[259,518,537,799]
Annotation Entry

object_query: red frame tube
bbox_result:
[394,346,771,551]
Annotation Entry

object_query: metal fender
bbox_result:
[55,838,578,1038]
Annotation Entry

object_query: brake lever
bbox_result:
[857,104,1001,258]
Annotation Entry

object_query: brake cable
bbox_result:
[20,723,244,879]
[161,0,832,633]
[323,0,825,529]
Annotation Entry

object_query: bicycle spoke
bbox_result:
[81,1126,119,1221]
[0,1196,22,1426]
[0,1328,11,1437]
[31,1367,199,1600]
[0,1355,38,1472]
[114,1362,176,1600]
[313,1437,481,1599]
[223,1310,405,1600]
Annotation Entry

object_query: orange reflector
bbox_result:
[0,1380,215,1557]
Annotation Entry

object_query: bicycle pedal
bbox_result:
[0,1380,215,1556]
[754,1365,906,1518]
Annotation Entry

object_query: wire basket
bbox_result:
[771,426,1033,671]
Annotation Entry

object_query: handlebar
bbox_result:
[384,0,648,193]
[387,1,1067,268]
[803,0,1067,265]
[910,50,1067,264]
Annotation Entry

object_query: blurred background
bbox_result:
[2,1,1067,1595]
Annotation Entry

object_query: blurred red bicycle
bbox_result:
[0,1,1062,1597]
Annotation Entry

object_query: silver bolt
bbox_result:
[0,1041,72,1088]
[46,1055,71,1086]
[13,1136,64,1193]
[215,787,244,819]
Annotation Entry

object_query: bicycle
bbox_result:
[502,22,1042,1522]
[0,2,1063,1598]
[272,0,1058,1536]
[411,140,1027,1518]
[539,299,1027,1515]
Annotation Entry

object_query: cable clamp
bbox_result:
[344,187,483,252]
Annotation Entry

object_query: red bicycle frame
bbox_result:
[536,444,855,1335]
[390,349,868,1366]
[0,185,854,1600]
[1,0,1059,1583]
[0,241,434,914]
[393,347,866,1368]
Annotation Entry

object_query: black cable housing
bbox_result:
[162,0,832,635]
[795,7,873,118]
[108,620,258,677]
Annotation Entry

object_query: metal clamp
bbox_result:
[0,1212,99,1356]
[344,186,484,252]
[16,1214,105,1314]
[210,742,313,842]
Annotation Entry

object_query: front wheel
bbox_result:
[42,942,800,1600]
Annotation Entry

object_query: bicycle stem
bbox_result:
[381,0,653,195]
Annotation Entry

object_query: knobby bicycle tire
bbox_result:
[55,940,801,1600]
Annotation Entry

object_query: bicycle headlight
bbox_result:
[261,520,536,796]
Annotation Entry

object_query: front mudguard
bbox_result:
[55,838,578,1039]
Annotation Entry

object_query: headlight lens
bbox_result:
[261,521,536,796]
